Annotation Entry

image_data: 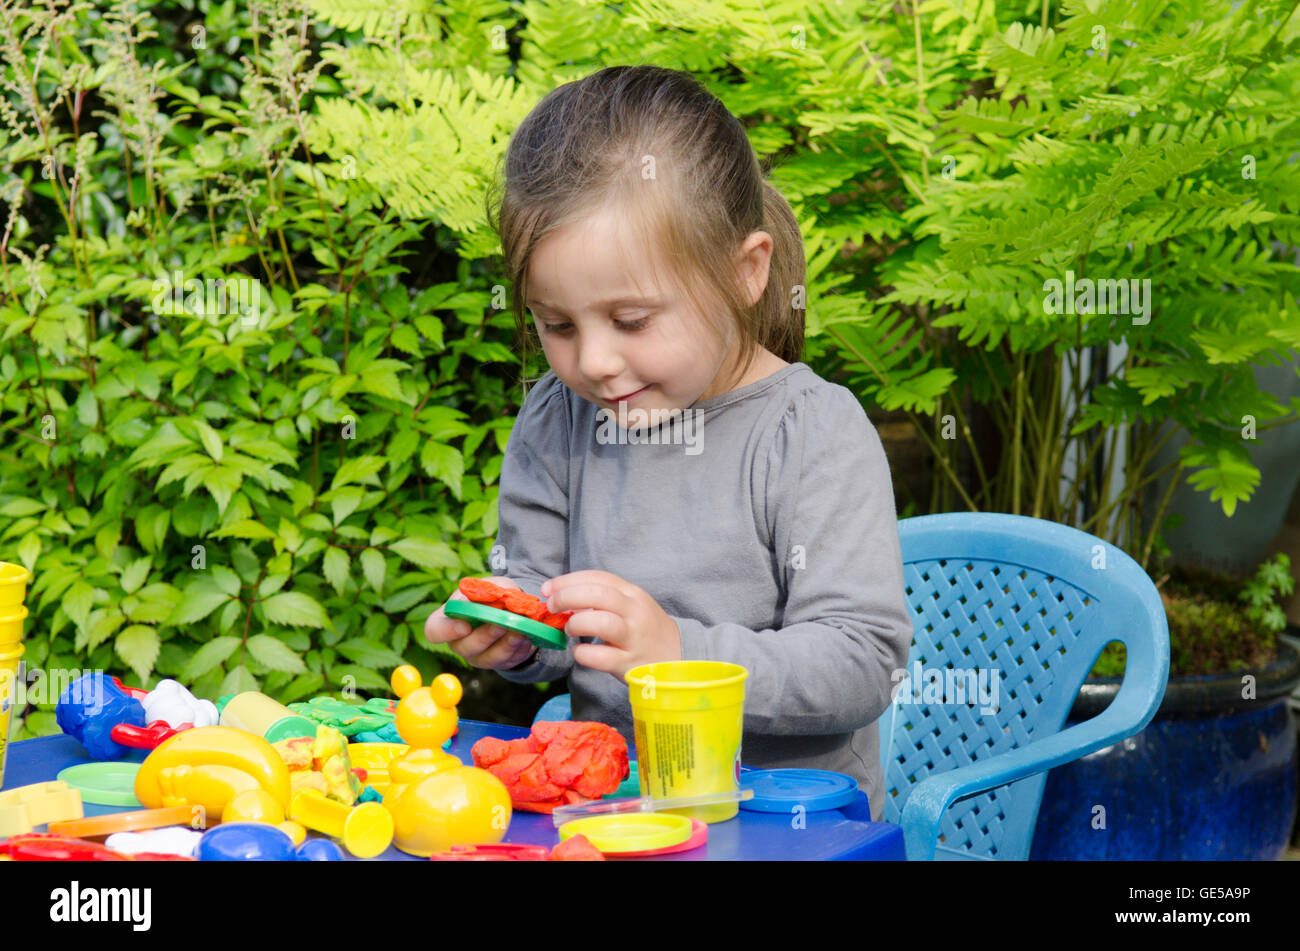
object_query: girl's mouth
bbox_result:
[605,385,648,404]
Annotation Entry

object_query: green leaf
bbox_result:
[359,362,412,404]
[95,523,120,559]
[382,583,434,613]
[335,638,405,669]
[64,581,95,629]
[259,572,290,598]
[389,536,459,572]
[359,548,386,593]
[419,442,464,499]
[200,464,243,514]
[261,591,332,629]
[391,324,421,355]
[86,608,126,651]
[328,664,390,692]
[219,664,259,696]
[75,387,99,426]
[246,634,309,674]
[0,498,46,517]
[323,547,350,596]
[331,454,387,491]
[182,636,242,681]
[1183,445,1260,518]
[120,556,153,595]
[116,625,160,683]
[417,638,471,668]
[213,519,277,541]
[330,486,365,526]
[195,419,224,462]
[212,565,242,598]
[16,532,39,571]
[167,585,233,625]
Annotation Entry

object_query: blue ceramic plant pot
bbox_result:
[1030,640,1300,860]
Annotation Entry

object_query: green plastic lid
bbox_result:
[57,761,143,807]
[444,600,568,650]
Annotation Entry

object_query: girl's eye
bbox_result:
[539,316,651,335]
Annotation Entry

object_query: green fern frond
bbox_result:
[946,95,1048,135]
[303,0,442,34]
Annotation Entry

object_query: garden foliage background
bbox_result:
[0,0,1297,737]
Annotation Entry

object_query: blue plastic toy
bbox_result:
[197,823,297,861]
[883,512,1170,860]
[296,838,345,861]
[56,673,146,760]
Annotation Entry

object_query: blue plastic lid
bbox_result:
[738,769,859,813]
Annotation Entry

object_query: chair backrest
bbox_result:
[881,512,1169,860]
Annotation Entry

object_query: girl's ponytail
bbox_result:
[758,181,806,366]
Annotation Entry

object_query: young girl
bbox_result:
[425,65,913,820]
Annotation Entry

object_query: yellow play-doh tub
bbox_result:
[625,661,748,824]
[0,562,30,613]
[0,642,25,788]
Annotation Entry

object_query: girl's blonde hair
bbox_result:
[486,65,805,392]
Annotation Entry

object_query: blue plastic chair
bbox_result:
[883,512,1169,860]
[533,693,572,724]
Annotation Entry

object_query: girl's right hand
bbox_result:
[424,577,539,671]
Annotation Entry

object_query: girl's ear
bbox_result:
[738,230,774,306]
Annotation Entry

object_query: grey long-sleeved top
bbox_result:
[490,361,914,820]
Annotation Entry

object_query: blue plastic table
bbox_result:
[2,720,905,861]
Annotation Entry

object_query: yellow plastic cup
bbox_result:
[0,562,31,611]
[625,661,749,824]
[0,606,28,648]
[0,642,25,789]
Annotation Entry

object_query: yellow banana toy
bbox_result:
[135,727,291,816]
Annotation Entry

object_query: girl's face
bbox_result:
[525,205,771,417]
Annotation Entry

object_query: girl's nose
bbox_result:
[576,334,624,383]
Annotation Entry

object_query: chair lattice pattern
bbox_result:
[883,556,1099,858]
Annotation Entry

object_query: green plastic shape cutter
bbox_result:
[444,599,569,650]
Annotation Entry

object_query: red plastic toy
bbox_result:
[0,833,129,861]
[110,676,149,702]
[471,721,629,814]
[427,837,605,861]
[109,719,189,750]
[457,578,574,630]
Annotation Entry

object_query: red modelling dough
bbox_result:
[549,834,606,861]
[471,721,629,814]
[456,577,575,630]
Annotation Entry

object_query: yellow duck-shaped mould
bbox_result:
[385,665,512,857]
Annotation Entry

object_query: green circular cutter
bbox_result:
[444,599,569,650]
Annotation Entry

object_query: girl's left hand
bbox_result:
[541,570,681,679]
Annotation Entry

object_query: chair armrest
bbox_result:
[898,702,1149,860]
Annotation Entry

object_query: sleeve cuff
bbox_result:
[672,616,709,661]
[496,647,570,683]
